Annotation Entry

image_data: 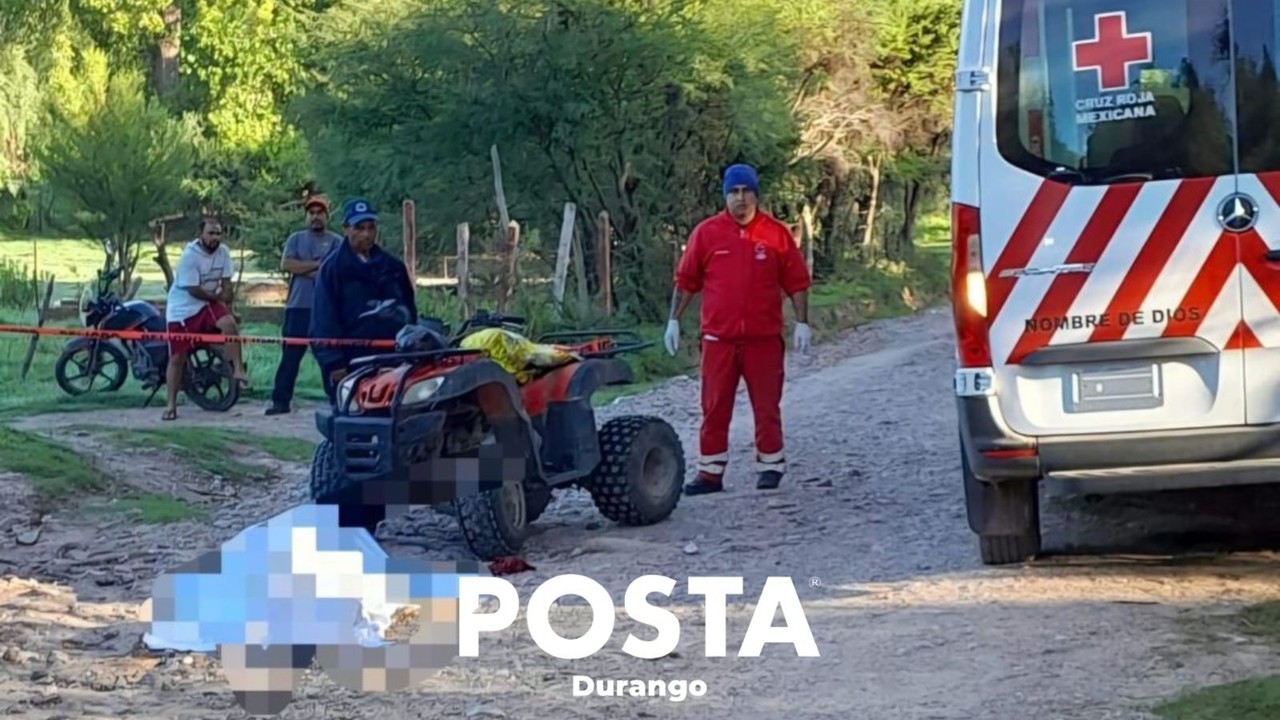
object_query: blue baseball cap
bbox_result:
[343,198,378,226]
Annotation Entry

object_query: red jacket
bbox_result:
[674,209,812,341]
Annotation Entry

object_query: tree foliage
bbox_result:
[1,0,962,318]
[294,0,813,318]
[35,60,198,289]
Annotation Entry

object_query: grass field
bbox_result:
[0,310,330,418]
[1154,602,1280,719]
[0,229,273,304]
[0,425,108,499]
[69,424,315,480]
[0,425,199,523]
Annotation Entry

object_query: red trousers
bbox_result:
[698,336,786,480]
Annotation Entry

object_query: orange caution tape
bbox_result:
[0,323,398,348]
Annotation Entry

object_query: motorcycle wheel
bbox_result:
[183,346,241,412]
[54,341,128,396]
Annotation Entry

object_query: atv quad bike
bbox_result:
[309,308,685,561]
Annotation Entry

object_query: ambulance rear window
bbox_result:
[995,0,1233,184]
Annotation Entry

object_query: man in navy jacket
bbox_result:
[309,197,418,402]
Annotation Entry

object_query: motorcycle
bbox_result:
[53,266,241,411]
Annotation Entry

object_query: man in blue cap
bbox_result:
[666,163,812,494]
[309,197,419,402]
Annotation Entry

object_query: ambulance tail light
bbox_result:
[951,202,992,368]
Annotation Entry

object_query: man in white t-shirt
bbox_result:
[162,218,248,420]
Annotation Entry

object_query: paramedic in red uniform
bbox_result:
[665,163,812,494]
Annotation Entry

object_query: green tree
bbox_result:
[35,57,198,290]
[0,44,42,225]
[292,0,804,319]
[867,0,960,261]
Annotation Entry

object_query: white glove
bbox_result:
[663,319,680,356]
[794,322,812,354]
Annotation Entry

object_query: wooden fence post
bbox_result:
[552,202,576,316]
[596,210,612,317]
[403,199,417,285]
[455,223,471,317]
[499,220,520,313]
[571,224,588,318]
[491,145,511,230]
[20,276,55,380]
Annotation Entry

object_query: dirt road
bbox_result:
[3,306,1280,719]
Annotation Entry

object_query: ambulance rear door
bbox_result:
[1230,2,1280,426]
[979,0,1247,437]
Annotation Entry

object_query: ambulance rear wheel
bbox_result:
[978,529,1041,566]
[962,446,1041,565]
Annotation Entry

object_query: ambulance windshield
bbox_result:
[995,0,1235,184]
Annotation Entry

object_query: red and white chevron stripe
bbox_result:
[987,172,1280,366]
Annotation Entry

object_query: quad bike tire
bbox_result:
[455,480,531,561]
[54,341,128,396]
[525,484,552,523]
[310,440,386,535]
[586,415,685,526]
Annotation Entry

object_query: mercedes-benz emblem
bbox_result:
[1217,192,1259,233]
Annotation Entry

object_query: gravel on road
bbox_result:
[2,305,1280,719]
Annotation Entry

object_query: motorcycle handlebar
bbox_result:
[97,267,122,290]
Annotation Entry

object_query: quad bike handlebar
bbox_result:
[346,307,513,371]
[452,309,526,338]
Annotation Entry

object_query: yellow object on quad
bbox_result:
[458,327,581,384]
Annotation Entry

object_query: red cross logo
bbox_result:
[1072,11,1152,93]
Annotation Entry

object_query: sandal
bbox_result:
[162,409,177,421]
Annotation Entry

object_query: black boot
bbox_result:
[683,473,724,495]
[756,470,783,490]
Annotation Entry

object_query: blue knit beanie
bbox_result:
[722,164,760,196]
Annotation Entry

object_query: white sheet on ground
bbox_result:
[140,503,464,652]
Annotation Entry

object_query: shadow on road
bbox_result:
[1040,481,1280,563]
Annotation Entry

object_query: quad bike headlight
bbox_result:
[337,374,359,408]
[402,375,445,405]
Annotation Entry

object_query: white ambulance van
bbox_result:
[951,0,1280,564]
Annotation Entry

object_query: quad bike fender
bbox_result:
[521,358,632,418]
[518,358,634,481]
[566,357,633,395]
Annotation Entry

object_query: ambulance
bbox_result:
[950,0,1280,564]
